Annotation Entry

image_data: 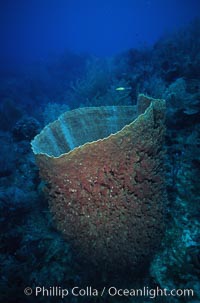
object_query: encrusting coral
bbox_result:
[31,94,166,278]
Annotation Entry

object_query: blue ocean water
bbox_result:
[0,1,200,302]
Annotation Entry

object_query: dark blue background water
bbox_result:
[1,0,200,65]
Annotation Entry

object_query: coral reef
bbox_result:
[150,117,200,302]
[0,99,23,131]
[42,102,70,125]
[12,116,41,141]
[31,95,166,280]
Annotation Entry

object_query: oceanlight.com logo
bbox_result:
[24,285,194,299]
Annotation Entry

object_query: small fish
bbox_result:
[115,87,132,91]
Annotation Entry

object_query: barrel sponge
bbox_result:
[31,94,166,275]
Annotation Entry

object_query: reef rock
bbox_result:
[31,94,166,277]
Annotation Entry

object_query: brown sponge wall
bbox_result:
[31,95,166,276]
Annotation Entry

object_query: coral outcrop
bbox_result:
[12,117,40,141]
[31,94,166,277]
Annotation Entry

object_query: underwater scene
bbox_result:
[0,1,200,302]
